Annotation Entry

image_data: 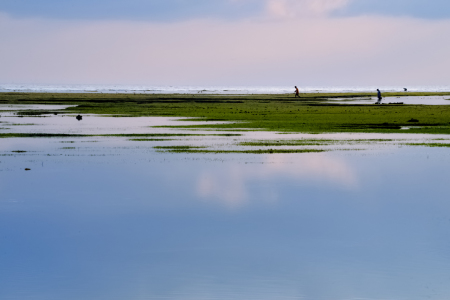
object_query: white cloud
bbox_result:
[1,11,450,86]
[266,0,352,18]
[196,154,358,208]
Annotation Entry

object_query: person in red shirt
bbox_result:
[295,86,300,98]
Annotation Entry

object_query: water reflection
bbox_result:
[1,105,450,300]
[197,154,358,208]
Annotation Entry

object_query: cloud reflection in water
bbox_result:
[197,153,358,208]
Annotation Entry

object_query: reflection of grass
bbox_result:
[405,143,450,147]
[3,92,450,134]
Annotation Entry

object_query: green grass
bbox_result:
[2,92,450,134]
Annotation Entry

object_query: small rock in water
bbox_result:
[25,168,31,171]
[76,115,83,121]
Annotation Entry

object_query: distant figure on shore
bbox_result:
[376,89,382,104]
[295,86,300,98]
[404,88,408,92]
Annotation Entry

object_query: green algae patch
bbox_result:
[129,138,176,142]
[157,148,327,154]
[240,139,395,147]
[3,92,450,134]
[0,133,90,138]
[0,133,241,139]
[154,146,207,150]
[405,143,450,147]
[99,133,241,137]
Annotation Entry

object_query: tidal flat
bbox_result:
[1,93,450,300]
[2,91,450,134]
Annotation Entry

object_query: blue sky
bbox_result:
[1,0,450,86]
[2,0,450,21]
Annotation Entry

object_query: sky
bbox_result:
[1,0,450,86]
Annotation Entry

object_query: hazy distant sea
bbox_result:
[1,84,450,94]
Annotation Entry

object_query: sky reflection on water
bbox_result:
[1,146,450,300]
[1,106,450,300]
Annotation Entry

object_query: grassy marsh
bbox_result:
[2,92,450,134]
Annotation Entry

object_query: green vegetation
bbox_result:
[0,133,89,138]
[240,139,395,147]
[129,138,175,141]
[2,92,450,134]
[0,133,241,138]
[154,146,206,150]
[156,148,327,154]
[405,143,450,147]
[97,133,241,137]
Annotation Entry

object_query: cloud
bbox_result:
[266,0,352,18]
[1,12,450,86]
[196,154,358,208]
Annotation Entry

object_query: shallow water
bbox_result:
[1,106,450,300]
[1,84,450,94]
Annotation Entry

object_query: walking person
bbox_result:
[295,86,300,98]
[376,89,382,104]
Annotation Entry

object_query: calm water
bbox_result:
[1,106,450,300]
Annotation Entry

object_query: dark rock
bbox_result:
[76,115,83,121]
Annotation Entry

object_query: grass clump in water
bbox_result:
[405,143,450,147]
[240,139,395,147]
[158,148,327,154]
[129,138,175,141]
